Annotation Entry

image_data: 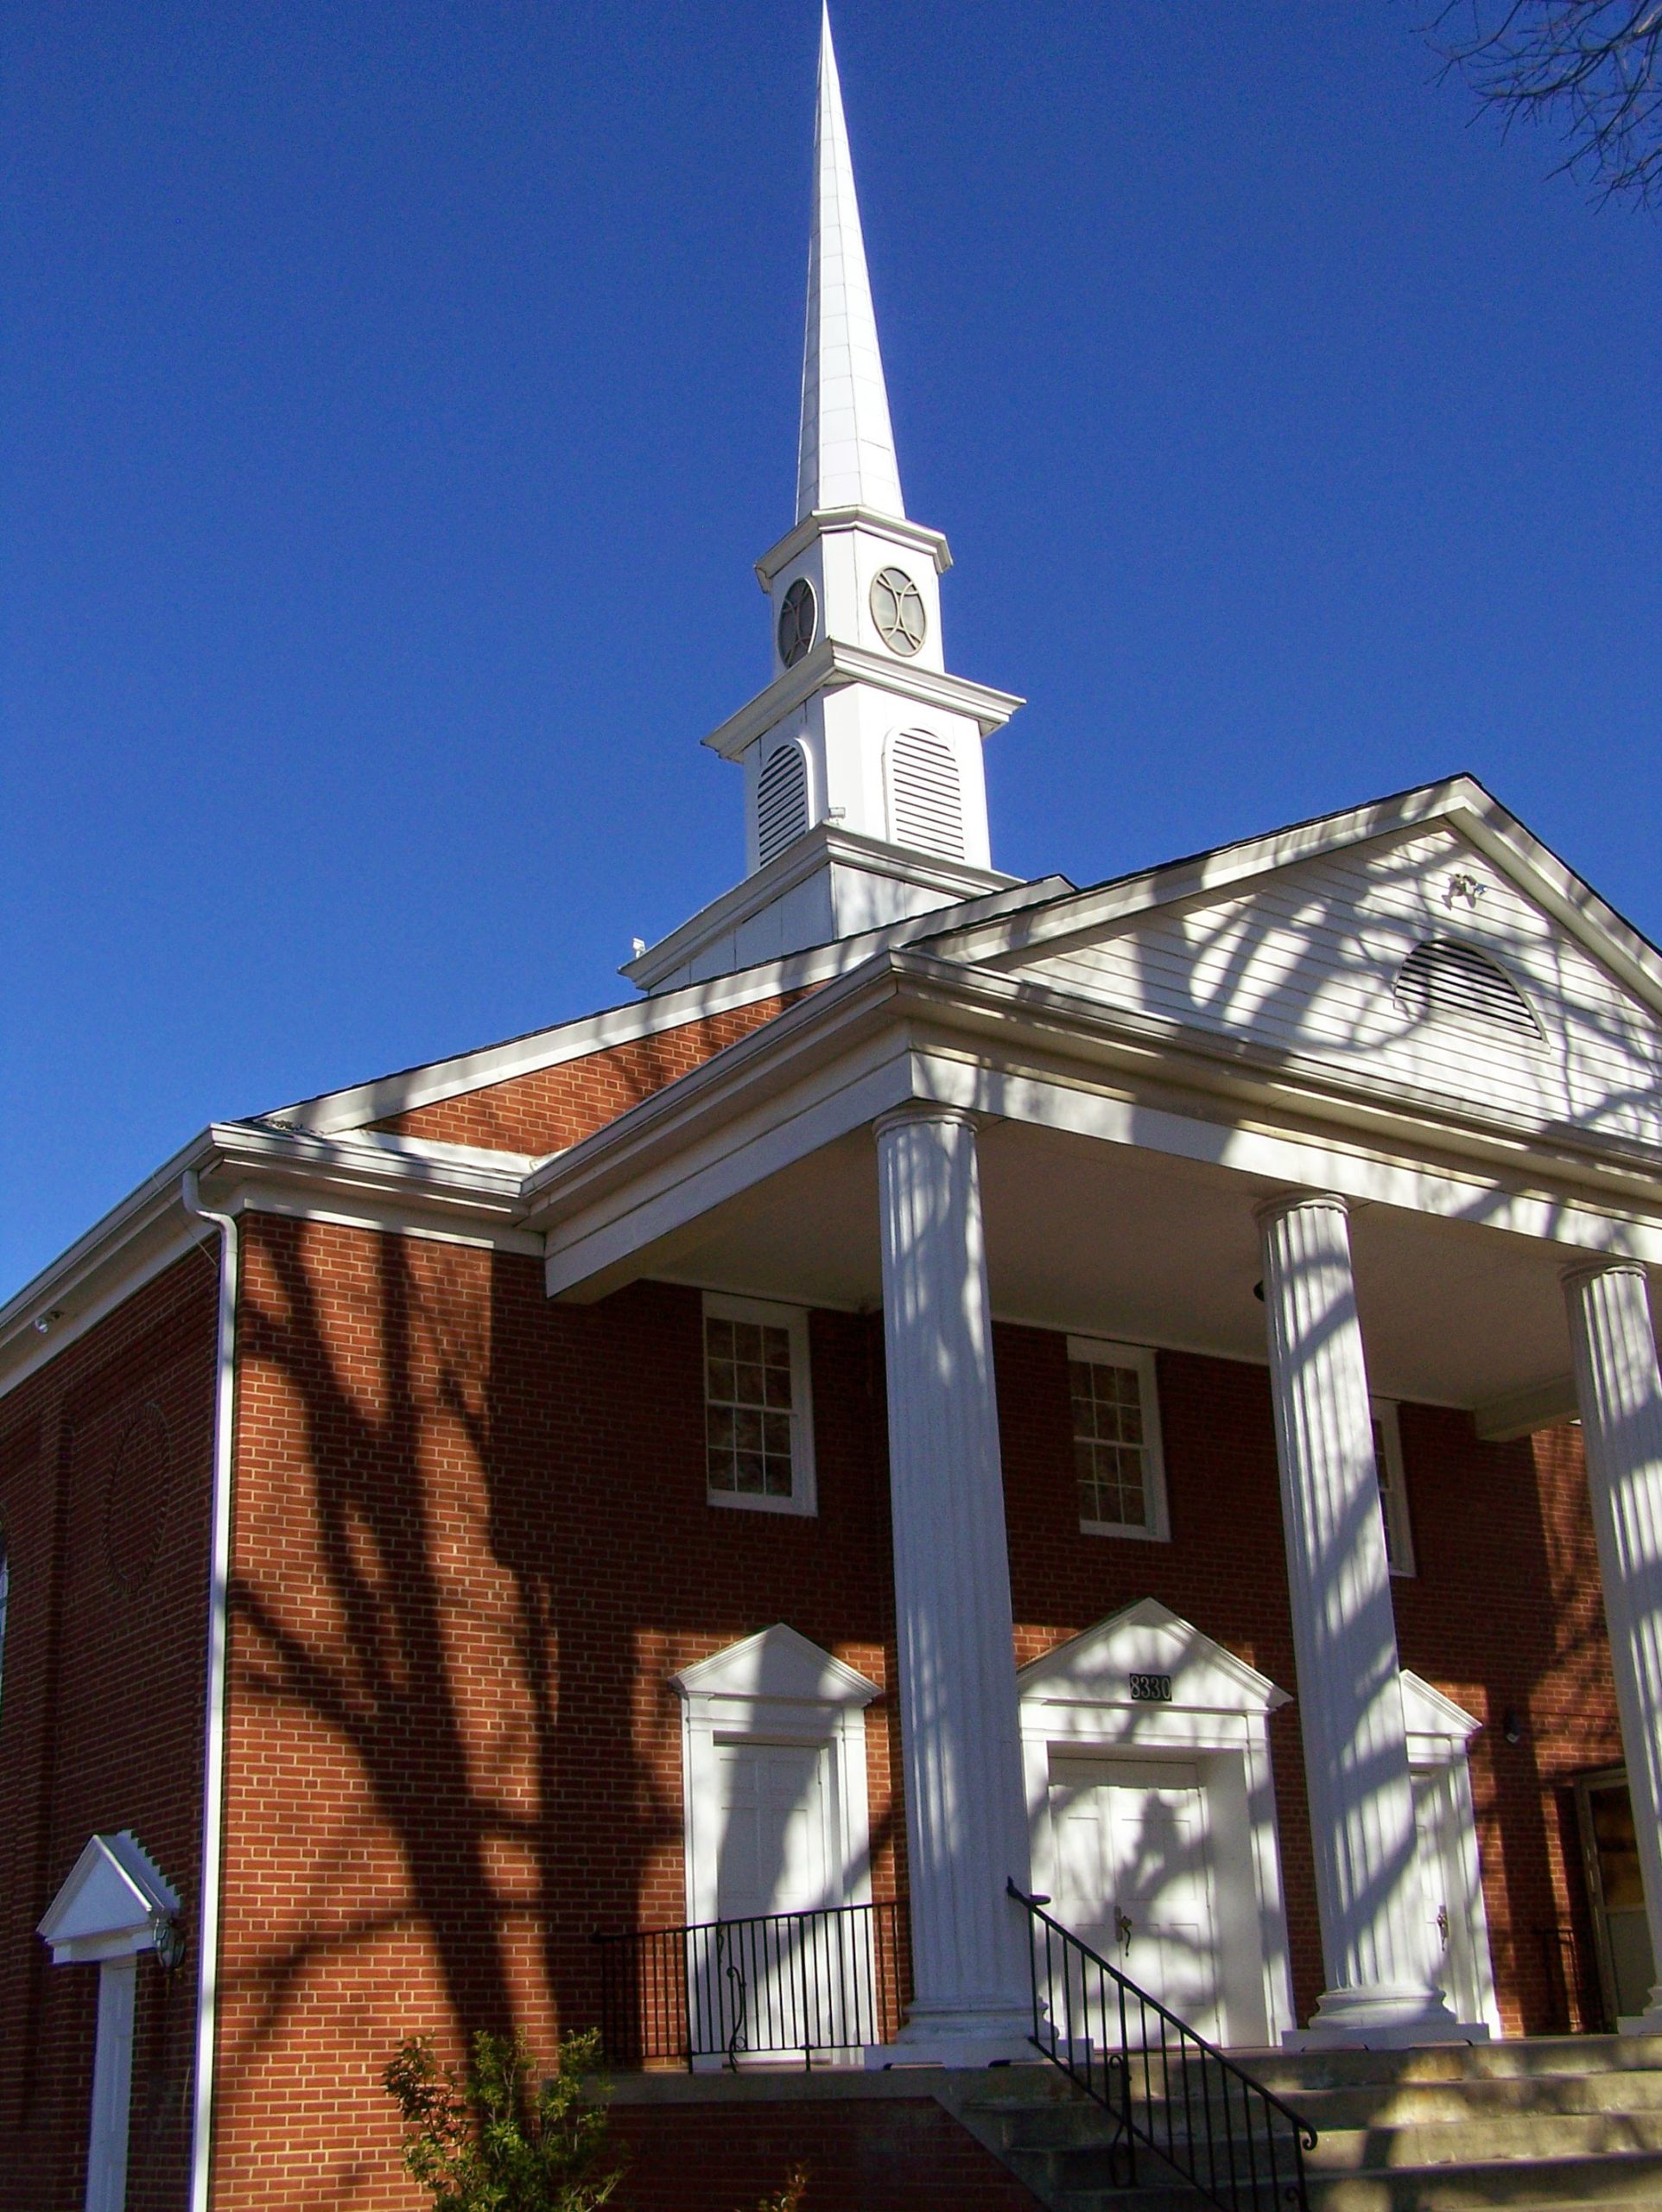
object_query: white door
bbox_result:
[1049,1757,1221,2043]
[702,1739,853,2060]
[1411,1764,1489,2026]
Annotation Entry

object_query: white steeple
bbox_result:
[796,4,905,524]
[622,5,1026,996]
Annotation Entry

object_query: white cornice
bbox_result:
[754,506,953,588]
[525,947,1662,1301]
[701,638,1024,762]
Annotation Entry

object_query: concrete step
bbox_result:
[1304,2153,1662,2212]
[1286,2076,1662,2128]
[1304,2113,1662,2171]
[1196,2039,1662,2094]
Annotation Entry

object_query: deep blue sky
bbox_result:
[3,2,1658,1300]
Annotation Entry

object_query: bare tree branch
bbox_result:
[1427,1,1662,207]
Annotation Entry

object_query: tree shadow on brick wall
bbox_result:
[230,1219,525,2060]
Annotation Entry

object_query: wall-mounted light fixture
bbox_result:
[1502,1708,1525,1746]
[33,1308,64,1336]
[149,1911,187,1974]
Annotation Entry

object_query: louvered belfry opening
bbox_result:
[1394,938,1543,1044]
[756,741,809,868]
[888,730,964,861]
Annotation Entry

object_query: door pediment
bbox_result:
[1018,1599,1290,1717]
[672,1623,879,1713]
[39,1831,181,1965]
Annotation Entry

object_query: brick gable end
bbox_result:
[370,993,811,1154]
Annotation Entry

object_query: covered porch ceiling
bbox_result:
[633,1117,1585,1427]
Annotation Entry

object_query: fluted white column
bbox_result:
[1257,1192,1464,2044]
[874,1104,1034,2063]
[1564,1258,1662,2032]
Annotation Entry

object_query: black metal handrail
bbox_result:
[593,1898,910,2071]
[1007,1881,1316,2212]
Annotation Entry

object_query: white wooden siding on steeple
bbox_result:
[796,3,904,524]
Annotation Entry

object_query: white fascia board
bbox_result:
[270,876,1069,1140]
[0,1123,543,1402]
[531,948,1662,1302]
[928,775,1662,1025]
[0,1129,221,1397]
[701,639,1024,762]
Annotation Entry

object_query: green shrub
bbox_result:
[384,2027,623,2212]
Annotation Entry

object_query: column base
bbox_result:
[1285,1983,1488,2050]
[865,2001,1037,2071]
[1618,2010,1662,2037]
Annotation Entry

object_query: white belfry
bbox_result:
[1564,1259,1662,2033]
[1257,1192,1469,2045]
[798,3,904,523]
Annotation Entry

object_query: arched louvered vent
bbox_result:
[756,741,809,868]
[888,731,964,860]
[1395,938,1543,1045]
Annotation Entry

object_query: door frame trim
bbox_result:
[672,1624,879,1929]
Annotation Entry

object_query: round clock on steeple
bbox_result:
[777,576,817,667]
[871,567,926,656]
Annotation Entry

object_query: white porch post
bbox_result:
[873,1104,1034,2064]
[1563,1258,1662,2033]
[86,1956,138,2212]
[1256,1192,1465,2045]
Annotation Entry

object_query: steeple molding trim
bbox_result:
[703,639,1024,763]
[756,506,952,591]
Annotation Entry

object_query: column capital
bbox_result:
[872,1103,977,1144]
[1562,1253,1649,1293]
[1253,1186,1351,1231]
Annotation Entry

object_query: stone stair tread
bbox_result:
[1307,2147,1662,2209]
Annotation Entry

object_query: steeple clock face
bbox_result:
[871,567,926,656]
[777,577,817,668]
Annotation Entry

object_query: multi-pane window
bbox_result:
[703,1294,815,1516]
[1068,1338,1168,1541]
[1372,1401,1416,1576]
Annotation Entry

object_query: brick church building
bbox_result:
[6,12,1662,2212]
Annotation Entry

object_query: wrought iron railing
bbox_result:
[1008,1882,1316,2212]
[594,1898,910,2071]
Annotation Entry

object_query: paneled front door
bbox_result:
[1049,1755,1221,2043]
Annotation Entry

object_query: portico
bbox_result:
[520,810,1662,2055]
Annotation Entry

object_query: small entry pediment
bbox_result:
[672,1623,879,1710]
[1018,1599,1290,1716]
[39,1831,181,1965]
[1401,1669,1482,1749]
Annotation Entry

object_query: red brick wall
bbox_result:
[608,2097,1042,2211]
[213,1219,901,2212]
[0,1251,219,2212]
[371,996,809,1154]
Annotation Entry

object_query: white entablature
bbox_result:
[625,6,1024,996]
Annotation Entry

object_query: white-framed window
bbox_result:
[1372,1399,1416,1577]
[1068,1338,1169,1541]
[703,1293,816,1517]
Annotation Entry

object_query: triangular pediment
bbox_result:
[970,813,1662,1152]
[1017,1599,1290,1715]
[39,1831,181,1963]
[1400,1669,1482,1746]
[672,1623,879,1709]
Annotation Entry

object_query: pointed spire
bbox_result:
[796,5,905,524]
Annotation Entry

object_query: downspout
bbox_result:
[181,1172,238,2212]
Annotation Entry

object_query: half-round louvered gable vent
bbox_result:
[756,741,809,867]
[1394,938,1543,1045]
[887,731,964,861]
